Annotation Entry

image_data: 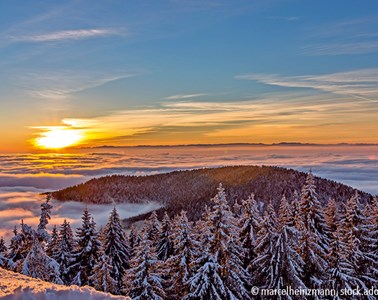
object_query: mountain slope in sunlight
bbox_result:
[0,268,130,300]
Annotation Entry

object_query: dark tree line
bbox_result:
[52,166,372,222]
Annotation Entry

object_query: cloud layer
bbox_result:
[0,186,161,241]
[1,145,377,193]
[0,145,376,240]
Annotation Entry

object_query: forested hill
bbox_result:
[52,166,372,221]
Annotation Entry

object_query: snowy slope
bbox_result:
[0,268,130,300]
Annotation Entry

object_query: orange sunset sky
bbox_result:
[0,1,377,152]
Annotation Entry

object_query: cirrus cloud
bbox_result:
[10,28,122,43]
[236,68,378,102]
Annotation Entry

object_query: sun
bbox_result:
[33,127,84,149]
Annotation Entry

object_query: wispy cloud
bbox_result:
[302,17,378,56]
[236,69,378,101]
[11,28,121,43]
[165,93,209,100]
[303,41,378,56]
[267,16,300,21]
[20,71,139,102]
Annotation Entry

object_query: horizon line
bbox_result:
[73,142,378,149]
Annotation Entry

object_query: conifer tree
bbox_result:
[144,210,161,248]
[238,193,261,277]
[253,199,306,295]
[69,209,101,286]
[157,212,174,261]
[185,247,228,300]
[90,250,117,294]
[193,204,211,244]
[278,194,292,229]
[0,236,8,268]
[167,211,198,299]
[325,198,339,234]
[189,184,251,300]
[8,221,35,271]
[297,172,329,289]
[22,237,63,284]
[128,225,139,258]
[291,190,301,229]
[123,233,165,300]
[56,219,76,285]
[323,229,364,298]
[0,236,7,254]
[46,225,59,258]
[102,207,130,294]
[252,201,277,286]
[37,194,53,243]
[340,192,374,289]
[368,196,378,280]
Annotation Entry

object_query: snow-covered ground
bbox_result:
[0,268,130,300]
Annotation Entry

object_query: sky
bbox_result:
[0,0,378,152]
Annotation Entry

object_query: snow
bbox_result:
[0,267,130,300]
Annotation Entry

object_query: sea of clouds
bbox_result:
[0,145,377,241]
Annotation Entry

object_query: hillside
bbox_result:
[52,166,373,222]
[0,267,129,300]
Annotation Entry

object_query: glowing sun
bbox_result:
[33,127,84,149]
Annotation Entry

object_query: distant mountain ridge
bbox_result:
[52,166,373,223]
[76,142,378,149]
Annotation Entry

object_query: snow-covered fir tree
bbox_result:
[185,246,228,300]
[0,236,7,254]
[0,236,8,268]
[297,172,329,290]
[89,250,117,294]
[7,220,35,272]
[123,232,165,300]
[46,225,59,258]
[167,210,199,299]
[101,207,130,294]
[157,212,174,261]
[325,198,339,235]
[367,196,378,280]
[291,190,301,229]
[128,225,139,259]
[238,193,261,278]
[22,237,63,284]
[193,204,211,243]
[55,219,76,285]
[144,210,161,248]
[254,199,306,297]
[252,201,277,286]
[37,194,53,243]
[69,209,101,286]
[323,229,364,299]
[189,184,251,300]
[361,199,378,288]
[278,194,292,229]
[339,192,375,289]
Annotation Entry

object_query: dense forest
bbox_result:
[52,166,373,222]
[1,172,378,299]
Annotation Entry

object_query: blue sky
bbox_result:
[0,0,377,151]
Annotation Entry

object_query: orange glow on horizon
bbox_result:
[31,127,85,150]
